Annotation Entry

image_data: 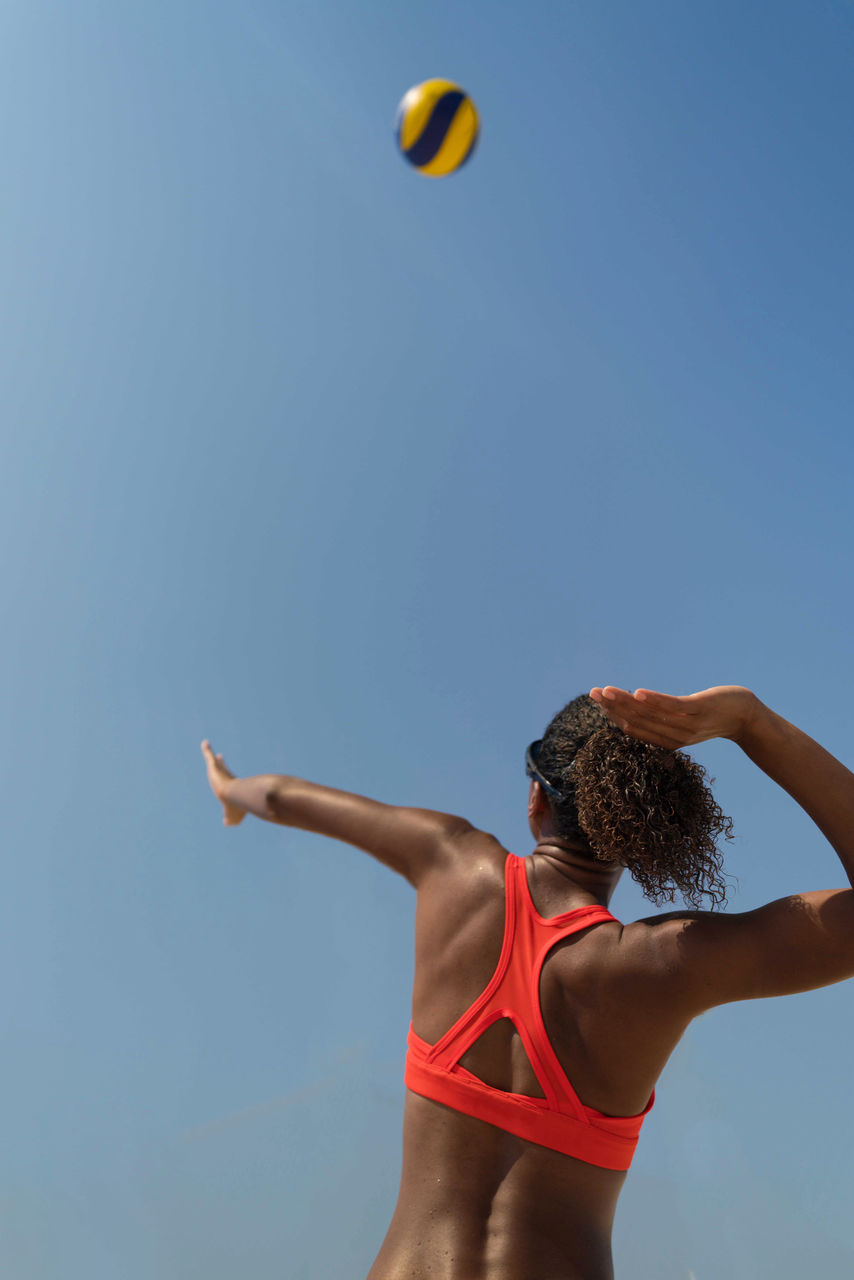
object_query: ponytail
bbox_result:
[537,696,732,909]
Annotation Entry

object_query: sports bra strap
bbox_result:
[404,854,652,1170]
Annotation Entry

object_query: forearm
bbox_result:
[223,774,367,834]
[736,700,854,886]
[217,770,469,883]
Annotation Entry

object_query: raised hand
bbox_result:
[201,740,247,826]
[588,685,758,751]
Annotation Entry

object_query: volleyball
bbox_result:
[394,79,479,177]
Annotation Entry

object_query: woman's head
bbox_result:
[532,694,732,909]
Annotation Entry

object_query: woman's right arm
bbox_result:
[200,740,475,888]
[590,685,854,1008]
[591,685,854,888]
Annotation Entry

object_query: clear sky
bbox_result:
[1,1,853,1276]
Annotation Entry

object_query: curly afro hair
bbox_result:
[535,694,732,909]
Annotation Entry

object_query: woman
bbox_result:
[201,684,854,1280]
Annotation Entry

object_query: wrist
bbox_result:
[731,692,769,749]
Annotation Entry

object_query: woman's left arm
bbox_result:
[201,741,473,887]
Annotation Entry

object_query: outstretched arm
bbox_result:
[201,741,473,887]
[589,687,854,1009]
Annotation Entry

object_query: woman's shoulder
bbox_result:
[417,824,511,915]
[443,824,514,886]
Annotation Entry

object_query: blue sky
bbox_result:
[1,1,853,1276]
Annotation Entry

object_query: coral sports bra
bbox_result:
[405,854,653,1172]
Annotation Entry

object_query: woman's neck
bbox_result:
[530,838,623,908]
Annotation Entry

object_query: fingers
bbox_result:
[201,740,217,777]
[632,689,696,713]
[201,741,228,771]
[589,687,694,749]
[591,687,695,722]
[589,687,644,717]
[592,687,695,714]
[612,708,690,748]
[201,741,244,825]
[201,740,226,767]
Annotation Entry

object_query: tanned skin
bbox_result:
[202,686,854,1280]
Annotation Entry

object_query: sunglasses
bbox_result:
[524,740,564,800]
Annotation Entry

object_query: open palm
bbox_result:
[201,740,247,826]
[589,685,757,750]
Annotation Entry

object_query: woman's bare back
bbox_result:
[368,833,693,1280]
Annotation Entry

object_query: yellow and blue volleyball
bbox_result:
[394,79,479,177]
